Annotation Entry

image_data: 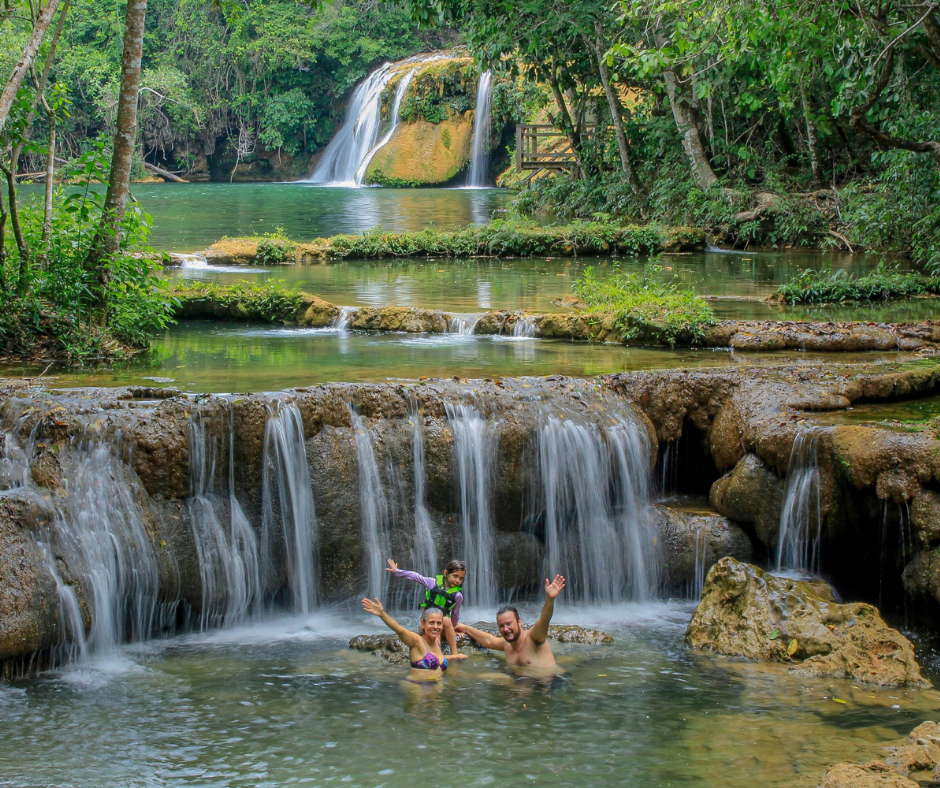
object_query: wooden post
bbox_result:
[515,125,522,172]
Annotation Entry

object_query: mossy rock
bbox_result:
[365,116,474,186]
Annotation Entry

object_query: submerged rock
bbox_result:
[686,557,930,688]
[821,722,940,788]
[349,623,614,663]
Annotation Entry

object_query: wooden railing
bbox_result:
[514,124,595,171]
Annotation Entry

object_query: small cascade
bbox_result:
[410,411,438,576]
[37,537,87,665]
[537,415,657,603]
[333,306,356,330]
[775,432,822,574]
[188,406,263,630]
[174,253,209,269]
[447,314,481,336]
[445,403,496,607]
[510,314,536,338]
[466,70,493,187]
[690,522,707,599]
[54,441,161,654]
[306,53,448,186]
[355,68,419,184]
[261,401,319,615]
[348,405,391,600]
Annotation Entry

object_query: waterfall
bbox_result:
[466,70,493,187]
[333,306,357,330]
[445,403,496,607]
[348,405,391,600]
[54,441,161,654]
[447,314,481,336]
[537,415,657,603]
[261,402,319,615]
[189,406,263,630]
[306,54,447,186]
[355,68,419,184]
[510,314,536,338]
[775,432,822,574]
[411,411,438,576]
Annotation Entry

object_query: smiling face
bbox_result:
[444,569,466,589]
[496,610,522,643]
[422,610,444,640]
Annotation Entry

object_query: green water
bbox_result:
[1,604,935,788]
[173,249,934,323]
[20,183,514,252]
[17,322,921,393]
[805,394,940,428]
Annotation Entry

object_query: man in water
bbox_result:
[455,575,566,677]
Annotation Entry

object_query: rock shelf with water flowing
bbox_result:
[4,362,940,674]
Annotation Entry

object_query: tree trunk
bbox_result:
[662,67,718,190]
[545,68,585,178]
[800,85,823,185]
[0,0,61,139]
[41,112,56,254]
[592,20,640,190]
[85,0,147,290]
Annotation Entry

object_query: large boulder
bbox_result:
[651,503,753,592]
[821,722,940,788]
[686,557,931,688]
[709,454,785,550]
[365,116,474,186]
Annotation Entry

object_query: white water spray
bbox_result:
[775,432,822,574]
[466,71,493,187]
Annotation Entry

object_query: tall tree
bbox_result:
[85,0,148,291]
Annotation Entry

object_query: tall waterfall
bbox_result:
[349,405,392,600]
[776,432,822,574]
[410,410,438,576]
[537,416,658,603]
[466,70,493,187]
[261,401,319,615]
[306,54,445,186]
[446,403,496,607]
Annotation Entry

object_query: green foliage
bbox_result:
[397,60,476,124]
[172,279,307,322]
[0,143,176,360]
[255,228,298,265]
[573,264,716,345]
[323,220,685,259]
[772,266,940,305]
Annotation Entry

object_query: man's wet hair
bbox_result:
[496,605,520,621]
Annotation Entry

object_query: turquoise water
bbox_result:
[1,603,935,788]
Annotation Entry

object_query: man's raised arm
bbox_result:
[455,622,505,651]
[528,574,566,646]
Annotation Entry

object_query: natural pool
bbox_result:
[171,250,931,323]
[5,322,920,393]
[1,603,936,788]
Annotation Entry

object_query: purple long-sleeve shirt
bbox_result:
[394,569,462,624]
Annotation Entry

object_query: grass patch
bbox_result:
[325,220,702,259]
[573,264,716,345]
[771,266,940,305]
[172,280,308,322]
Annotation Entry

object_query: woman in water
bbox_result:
[361,597,449,682]
[386,558,468,659]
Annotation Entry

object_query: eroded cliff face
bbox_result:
[3,362,940,670]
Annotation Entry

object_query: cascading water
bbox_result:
[445,403,497,607]
[306,54,447,186]
[189,405,263,630]
[537,415,658,603]
[348,405,392,600]
[775,432,822,574]
[410,410,438,576]
[510,315,536,338]
[333,306,357,330]
[355,68,419,184]
[261,401,319,615]
[466,70,493,187]
[447,315,481,336]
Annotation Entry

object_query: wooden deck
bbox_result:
[514,124,595,171]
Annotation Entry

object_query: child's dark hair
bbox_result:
[444,560,467,574]
[496,605,520,621]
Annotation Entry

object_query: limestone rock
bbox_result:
[301,296,340,327]
[365,116,474,186]
[911,490,940,547]
[822,762,920,788]
[686,557,930,688]
[651,503,753,592]
[902,548,940,608]
[708,453,785,549]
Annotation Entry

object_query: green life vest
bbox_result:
[420,574,462,616]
